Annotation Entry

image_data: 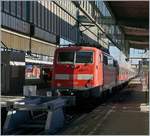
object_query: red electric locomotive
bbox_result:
[51,46,123,97]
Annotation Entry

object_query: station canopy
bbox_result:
[106,1,149,50]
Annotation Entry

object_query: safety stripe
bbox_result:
[55,74,94,80]
[77,74,93,80]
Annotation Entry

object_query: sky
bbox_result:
[60,38,74,46]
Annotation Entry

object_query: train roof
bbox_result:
[56,44,109,54]
[56,46,98,51]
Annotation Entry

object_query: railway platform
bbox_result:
[1,95,76,135]
[57,77,149,135]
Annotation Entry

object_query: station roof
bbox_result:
[105,1,149,49]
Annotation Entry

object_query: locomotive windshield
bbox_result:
[58,51,74,64]
[57,51,93,64]
[76,51,93,63]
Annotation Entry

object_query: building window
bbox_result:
[22,1,27,21]
[16,1,22,18]
[10,1,16,16]
[56,5,58,34]
[51,2,54,33]
[33,1,37,25]
[30,1,34,23]
[37,1,41,27]
[3,1,10,13]
[41,1,44,29]
[1,1,4,12]
[45,1,48,30]
[48,2,51,32]
[53,3,56,34]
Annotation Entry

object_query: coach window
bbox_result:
[108,57,113,66]
[113,60,116,67]
[113,60,118,67]
[103,55,108,65]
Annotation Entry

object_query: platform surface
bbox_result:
[58,77,149,135]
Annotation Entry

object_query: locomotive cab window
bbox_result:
[76,51,93,63]
[57,51,93,64]
[58,51,74,64]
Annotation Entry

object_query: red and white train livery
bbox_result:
[52,46,136,97]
